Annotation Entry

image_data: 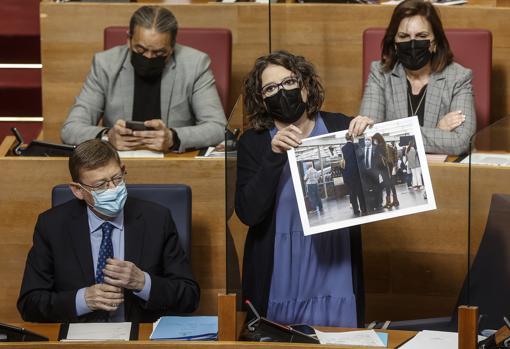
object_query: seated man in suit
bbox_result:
[61,5,226,152]
[17,139,200,322]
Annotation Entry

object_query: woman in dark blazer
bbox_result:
[235,51,364,327]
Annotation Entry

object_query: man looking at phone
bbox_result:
[61,6,226,152]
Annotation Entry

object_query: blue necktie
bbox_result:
[96,222,114,284]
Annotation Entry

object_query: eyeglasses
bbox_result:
[79,170,127,194]
[261,76,300,98]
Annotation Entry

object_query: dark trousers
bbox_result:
[406,172,413,187]
[381,167,398,198]
[345,179,366,214]
[307,184,323,210]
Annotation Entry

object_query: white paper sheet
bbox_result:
[117,150,164,158]
[398,330,456,349]
[426,154,448,163]
[460,152,510,166]
[315,329,385,347]
[399,330,485,349]
[287,117,437,235]
[61,322,131,341]
[383,0,467,4]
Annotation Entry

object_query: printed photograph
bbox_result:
[288,117,436,235]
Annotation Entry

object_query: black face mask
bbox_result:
[396,39,432,71]
[264,88,306,124]
[130,51,167,78]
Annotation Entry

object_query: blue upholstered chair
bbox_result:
[51,184,192,258]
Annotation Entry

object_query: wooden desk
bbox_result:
[0,136,226,322]
[41,3,510,142]
[2,323,416,349]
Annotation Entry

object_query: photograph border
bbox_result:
[287,117,437,236]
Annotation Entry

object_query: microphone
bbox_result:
[245,300,261,332]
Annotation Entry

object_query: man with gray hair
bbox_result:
[17,139,199,322]
[61,6,226,152]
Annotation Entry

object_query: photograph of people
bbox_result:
[235,51,364,327]
[342,134,366,216]
[292,131,429,231]
[373,133,399,209]
[350,0,476,156]
[303,162,323,213]
[406,139,423,189]
[358,135,385,212]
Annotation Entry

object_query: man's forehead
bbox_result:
[79,161,122,182]
[132,26,171,47]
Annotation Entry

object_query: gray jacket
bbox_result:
[61,44,227,151]
[360,61,476,155]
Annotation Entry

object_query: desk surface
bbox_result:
[4,323,416,349]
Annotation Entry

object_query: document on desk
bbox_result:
[314,329,386,347]
[61,322,131,341]
[460,152,510,166]
[150,316,218,340]
[399,330,485,349]
[398,330,457,349]
[117,150,164,158]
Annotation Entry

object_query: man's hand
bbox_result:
[107,120,144,150]
[348,115,375,137]
[132,119,173,152]
[84,284,124,312]
[438,110,465,132]
[103,258,146,292]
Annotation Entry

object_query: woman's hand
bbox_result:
[348,116,375,137]
[438,110,466,132]
[271,125,303,154]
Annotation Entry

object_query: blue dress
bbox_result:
[266,115,357,327]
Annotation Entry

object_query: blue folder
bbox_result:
[150,316,218,341]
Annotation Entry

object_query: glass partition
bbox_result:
[467,117,510,332]
[264,2,469,329]
[225,94,246,308]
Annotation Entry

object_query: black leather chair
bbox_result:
[51,184,192,258]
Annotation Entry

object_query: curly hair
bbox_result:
[381,0,453,73]
[243,50,325,130]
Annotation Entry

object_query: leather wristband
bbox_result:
[170,128,181,151]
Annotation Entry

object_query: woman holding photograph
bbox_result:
[350,0,476,156]
[235,51,364,327]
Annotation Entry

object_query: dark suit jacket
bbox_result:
[17,197,200,323]
[359,144,385,189]
[235,112,365,326]
[341,142,362,189]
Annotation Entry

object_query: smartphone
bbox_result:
[125,120,154,131]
